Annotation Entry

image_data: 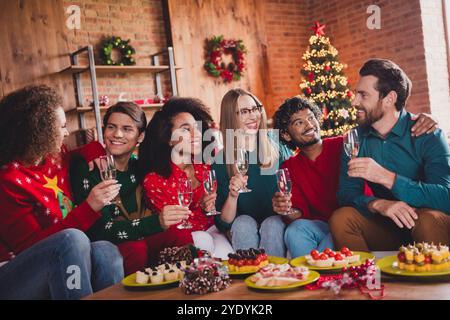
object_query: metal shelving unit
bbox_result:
[62,45,180,144]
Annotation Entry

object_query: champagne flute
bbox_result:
[235,148,252,193]
[343,128,360,159]
[203,169,220,216]
[177,179,193,229]
[98,155,121,205]
[276,168,293,215]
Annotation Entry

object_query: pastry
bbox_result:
[248,263,309,287]
[226,248,269,272]
[135,271,149,284]
[396,242,450,272]
[164,268,179,281]
[150,271,163,284]
[307,247,359,267]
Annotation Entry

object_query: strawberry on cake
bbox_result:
[305,247,360,267]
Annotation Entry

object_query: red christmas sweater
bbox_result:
[0,142,105,263]
[281,136,373,224]
[143,162,213,232]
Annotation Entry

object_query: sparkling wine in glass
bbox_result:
[177,179,193,229]
[344,128,360,159]
[203,169,220,216]
[276,168,293,215]
[235,148,252,193]
[98,155,121,205]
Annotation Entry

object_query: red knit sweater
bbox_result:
[143,162,213,232]
[0,142,105,263]
[282,136,373,224]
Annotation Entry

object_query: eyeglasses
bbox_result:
[236,105,263,117]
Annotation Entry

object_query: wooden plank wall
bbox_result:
[0,0,77,129]
[167,0,273,123]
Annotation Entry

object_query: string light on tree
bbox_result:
[299,22,357,137]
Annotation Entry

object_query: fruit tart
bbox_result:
[226,248,269,272]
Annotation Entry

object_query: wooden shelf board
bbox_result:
[61,65,182,74]
[76,104,164,113]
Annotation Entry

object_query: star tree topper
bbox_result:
[311,21,326,36]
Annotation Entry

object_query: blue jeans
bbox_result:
[284,219,334,258]
[231,215,286,257]
[0,228,124,300]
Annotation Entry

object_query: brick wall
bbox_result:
[264,0,309,115]
[61,0,449,135]
[63,0,169,130]
[307,0,431,115]
[420,0,450,138]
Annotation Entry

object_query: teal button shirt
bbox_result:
[338,110,450,217]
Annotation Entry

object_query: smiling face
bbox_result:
[54,107,69,151]
[170,112,202,157]
[104,112,144,157]
[236,94,261,135]
[353,75,386,127]
[283,108,321,148]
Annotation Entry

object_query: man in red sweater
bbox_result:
[272,96,437,258]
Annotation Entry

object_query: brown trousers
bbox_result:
[329,207,450,251]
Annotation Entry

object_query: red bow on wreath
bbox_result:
[204,35,247,83]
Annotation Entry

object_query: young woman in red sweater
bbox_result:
[0,85,123,299]
[138,97,233,259]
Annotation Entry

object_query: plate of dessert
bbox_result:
[244,263,320,292]
[222,248,288,277]
[122,261,186,290]
[377,242,450,278]
[290,247,375,272]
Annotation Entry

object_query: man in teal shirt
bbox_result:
[331,59,450,251]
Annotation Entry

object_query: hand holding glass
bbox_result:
[98,155,121,205]
[276,168,293,215]
[235,148,252,193]
[177,179,193,229]
[203,170,221,216]
[344,128,360,159]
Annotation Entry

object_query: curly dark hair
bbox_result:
[137,97,213,179]
[273,96,322,150]
[0,85,62,166]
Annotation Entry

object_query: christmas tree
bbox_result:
[299,22,356,137]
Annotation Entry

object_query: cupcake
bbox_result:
[150,271,164,284]
[164,268,179,281]
[135,271,149,284]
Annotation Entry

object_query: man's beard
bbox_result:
[356,102,384,128]
[294,136,321,148]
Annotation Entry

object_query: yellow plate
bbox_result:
[121,273,179,290]
[222,256,289,277]
[290,251,375,273]
[244,270,320,292]
[376,255,450,277]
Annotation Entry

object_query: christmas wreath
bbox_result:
[100,36,136,66]
[204,35,247,83]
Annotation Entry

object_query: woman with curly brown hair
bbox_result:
[139,97,234,260]
[0,85,123,299]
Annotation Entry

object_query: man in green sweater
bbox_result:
[70,102,193,275]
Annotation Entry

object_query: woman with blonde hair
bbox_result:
[212,89,293,257]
